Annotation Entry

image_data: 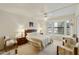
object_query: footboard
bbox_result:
[29,38,44,50]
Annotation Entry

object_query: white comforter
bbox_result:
[27,33,52,47]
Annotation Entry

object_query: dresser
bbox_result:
[16,37,28,45]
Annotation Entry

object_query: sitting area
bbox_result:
[57,35,79,55]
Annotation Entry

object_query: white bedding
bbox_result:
[27,33,52,47]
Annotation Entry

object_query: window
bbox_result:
[47,22,53,34]
[66,20,71,35]
[53,22,64,34]
[47,20,71,35]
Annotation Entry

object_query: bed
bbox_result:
[26,33,53,49]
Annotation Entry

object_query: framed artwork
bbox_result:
[29,22,34,27]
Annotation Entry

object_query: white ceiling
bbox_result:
[0,3,74,18]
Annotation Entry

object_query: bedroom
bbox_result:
[0,3,79,55]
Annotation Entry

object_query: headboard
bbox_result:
[25,29,37,37]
